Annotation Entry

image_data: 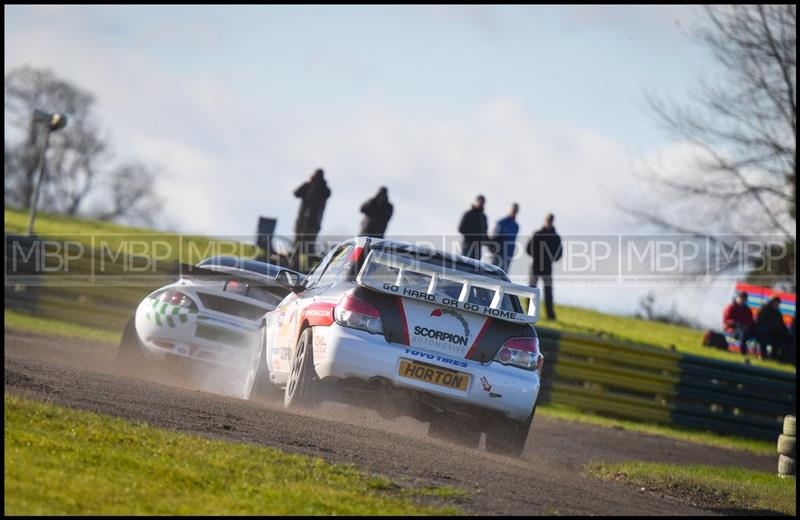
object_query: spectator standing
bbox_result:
[293,168,331,261]
[458,195,489,261]
[723,291,757,356]
[526,213,562,320]
[359,186,394,239]
[490,203,520,273]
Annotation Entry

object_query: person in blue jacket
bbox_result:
[490,203,520,273]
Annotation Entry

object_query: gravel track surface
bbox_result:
[5,329,776,515]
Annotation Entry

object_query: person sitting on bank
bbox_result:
[755,296,791,360]
[723,291,757,356]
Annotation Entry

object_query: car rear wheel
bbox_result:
[284,327,319,409]
[245,323,280,401]
[484,406,535,458]
[116,315,145,365]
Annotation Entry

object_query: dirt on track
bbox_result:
[4,329,777,516]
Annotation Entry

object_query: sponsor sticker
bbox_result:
[378,282,523,322]
[404,305,485,356]
[404,348,468,368]
[200,315,255,330]
[313,334,327,359]
[272,346,290,372]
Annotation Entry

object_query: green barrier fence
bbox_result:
[537,328,795,440]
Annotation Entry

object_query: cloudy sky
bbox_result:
[6,5,738,326]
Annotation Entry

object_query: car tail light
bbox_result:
[494,336,543,371]
[157,290,198,313]
[334,294,383,335]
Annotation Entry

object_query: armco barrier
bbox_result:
[4,234,797,440]
[5,234,179,331]
[537,328,796,440]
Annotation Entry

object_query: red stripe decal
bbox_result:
[350,245,364,262]
[302,302,336,327]
[465,318,493,360]
[396,296,410,345]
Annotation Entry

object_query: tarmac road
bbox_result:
[4,329,776,515]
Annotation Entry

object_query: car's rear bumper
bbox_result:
[311,323,539,422]
[135,300,257,371]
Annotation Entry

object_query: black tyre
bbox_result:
[777,434,796,458]
[116,315,145,364]
[427,413,481,449]
[784,415,796,437]
[245,323,281,401]
[484,406,535,458]
[778,454,796,476]
[283,328,319,409]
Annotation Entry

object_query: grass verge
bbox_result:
[585,461,795,515]
[4,207,259,263]
[538,403,776,456]
[4,394,464,515]
[5,309,120,344]
[545,305,795,373]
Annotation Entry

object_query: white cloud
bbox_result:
[418,5,502,38]
[565,5,701,35]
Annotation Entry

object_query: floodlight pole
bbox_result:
[26,111,67,236]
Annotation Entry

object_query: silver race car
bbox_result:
[257,237,543,456]
[117,256,301,399]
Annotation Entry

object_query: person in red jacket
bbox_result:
[723,291,756,356]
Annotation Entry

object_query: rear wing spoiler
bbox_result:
[355,249,540,324]
[177,264,279,285]
[174,264,228,280]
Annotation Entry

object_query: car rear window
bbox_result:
[372,243,507,280]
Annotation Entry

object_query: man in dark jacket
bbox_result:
[526,213,562,320]
[293,168,331,257]
[458,195,489,261]
[756,296,790,360]
[359,186,393,239]
[723,291,756,356]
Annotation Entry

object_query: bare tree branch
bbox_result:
[622,4,796,270]
[5,65,163,226]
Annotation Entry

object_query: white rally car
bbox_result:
[256,237,543,456]
[117,256,301,399]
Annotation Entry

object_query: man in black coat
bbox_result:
[756,296,791,360]
[526,212,562,320]
[458,195,489,261]
[359,186,394,239]
[293,168,331,254]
